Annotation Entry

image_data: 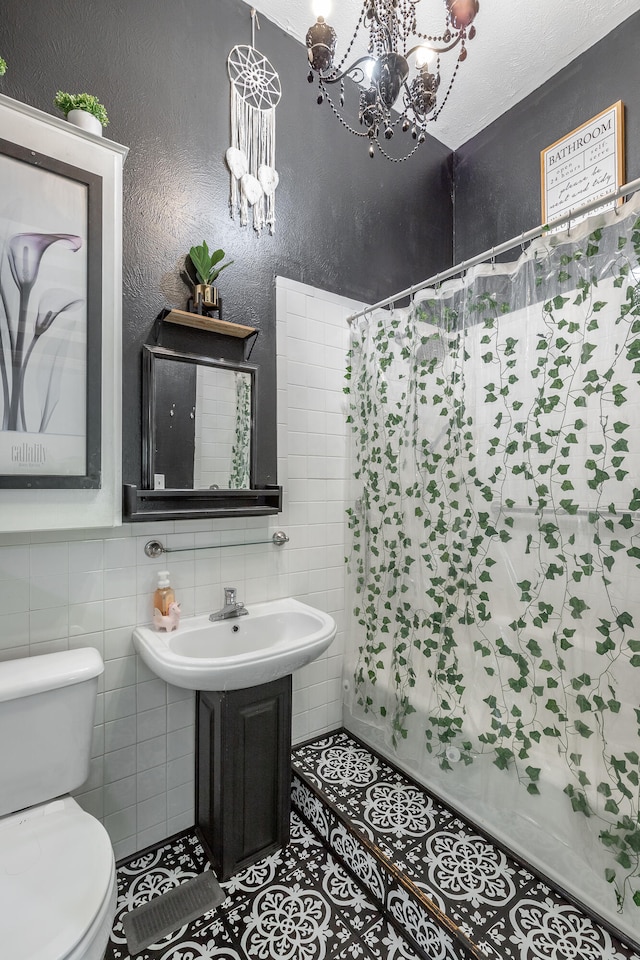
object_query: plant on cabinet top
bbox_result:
[54,91,109,128]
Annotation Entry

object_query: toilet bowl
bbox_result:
[0,649,117,960]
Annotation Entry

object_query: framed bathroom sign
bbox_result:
[540,101,625,225]
[0,136,102,487]
[0,94,128,531]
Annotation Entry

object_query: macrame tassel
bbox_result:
[229,86,276,234]
[260,109,276,235]
[229,86,243,223]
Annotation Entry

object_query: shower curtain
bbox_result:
[345,192,640,933]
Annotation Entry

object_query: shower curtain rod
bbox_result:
[347,175,640,325]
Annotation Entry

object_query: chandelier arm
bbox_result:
[317,56,375,86]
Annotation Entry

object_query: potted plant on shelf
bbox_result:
[54,91,109,136]
[0,58,7,78]
[185,241,233,317]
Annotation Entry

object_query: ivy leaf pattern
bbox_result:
[346,208,640,912]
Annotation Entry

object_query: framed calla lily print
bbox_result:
[0,94,127,531]
[0,137,102,486]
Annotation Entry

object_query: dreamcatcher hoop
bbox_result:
[225,14,281,236]
[227,45,282,112]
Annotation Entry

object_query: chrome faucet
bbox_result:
[209,586,248,621]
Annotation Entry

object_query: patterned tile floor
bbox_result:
[104,811,421,960]
[291,730,640,960]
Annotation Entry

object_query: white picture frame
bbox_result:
[0,94,127,531]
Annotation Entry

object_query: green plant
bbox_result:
[54,91,109,127]
[188,241,233,285]
[0,57,7,77]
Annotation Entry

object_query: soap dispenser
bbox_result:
[153,570,175,616]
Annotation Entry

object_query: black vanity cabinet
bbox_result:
[195,677,292,880]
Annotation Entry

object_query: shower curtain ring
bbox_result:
[491,247,496,271]
[520,231,526,254]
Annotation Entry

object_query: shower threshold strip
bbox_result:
[291,728,640,960]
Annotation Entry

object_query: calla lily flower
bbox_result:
[18,291,83,432]
[33,290,83,337]
[8,232,82,289]
[3,232,83,431]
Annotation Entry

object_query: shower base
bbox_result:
[291,728,640,960]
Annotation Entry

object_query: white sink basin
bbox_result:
[133,597,336,691]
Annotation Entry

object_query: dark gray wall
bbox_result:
[1,0,453,487]
[454,12,640,263]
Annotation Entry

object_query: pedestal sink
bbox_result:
[132,597,337,880]
[133,596,336,691]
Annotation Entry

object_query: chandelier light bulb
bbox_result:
[362,58,375,83]
[312,0,332,19]
[414,46,436,69]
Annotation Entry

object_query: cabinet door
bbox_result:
[196,676,292,880]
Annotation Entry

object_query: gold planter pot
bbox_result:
[193,283,220,310]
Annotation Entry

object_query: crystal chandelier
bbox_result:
[306,0,479,161]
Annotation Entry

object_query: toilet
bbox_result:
[0,648,117,960]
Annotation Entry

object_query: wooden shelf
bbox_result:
[164,309,256,339]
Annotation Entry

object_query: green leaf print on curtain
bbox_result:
[345,195,640,917]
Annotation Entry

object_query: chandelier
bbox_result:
[306,0,479,161]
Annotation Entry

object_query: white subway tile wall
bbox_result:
[0,277,361,862]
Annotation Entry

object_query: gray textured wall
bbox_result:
[1,0,453,486]
[453,12,640,263]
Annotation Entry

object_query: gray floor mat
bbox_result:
[122,870,225,954]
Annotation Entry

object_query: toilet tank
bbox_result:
[0,648,103,817]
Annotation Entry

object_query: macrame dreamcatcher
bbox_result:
[226,9,281,235]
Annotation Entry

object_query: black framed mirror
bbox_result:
[142,345,257,491]
[123,344,281,521]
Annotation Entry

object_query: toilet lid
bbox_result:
[0,799,114,960]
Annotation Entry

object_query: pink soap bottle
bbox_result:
[153,570,175,616]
